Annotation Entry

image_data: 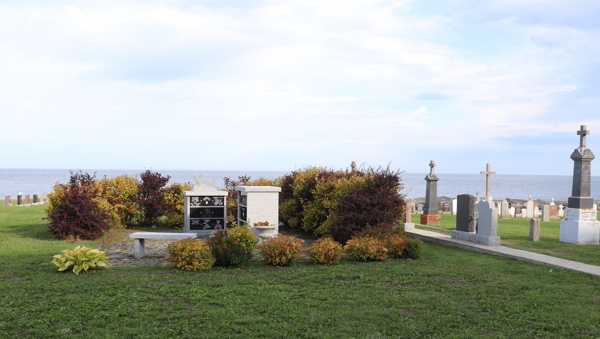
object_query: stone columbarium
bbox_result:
[560,125,600,244]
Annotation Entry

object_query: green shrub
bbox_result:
[228,223,259,251]
[167,238,215,271]
[307,238,343,265]
[405,237,424,259]
[162,182,193,227]
[52,246,109,275]
[279,165,404,241]
[258,235,305,266]
[344,236,388,261]
[208,231,253,267]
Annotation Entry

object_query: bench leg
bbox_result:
[134,239,145,259]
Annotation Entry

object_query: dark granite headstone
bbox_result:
[33,194,39,204]
[423,160,440,215]
[456,194,476,232]
[17,194,22,205]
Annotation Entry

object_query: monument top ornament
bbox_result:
[425,160,440,181]
[192,175,217,192]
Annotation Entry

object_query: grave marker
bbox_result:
[501,200,509,219]
[451,194,476,242]
[4,195,11,206]
[420,160,441,225]
[542,205,550,222]
[480,163,496,201]
[526,196,534,218]
[560,125,600,244]
[529,219,541,242]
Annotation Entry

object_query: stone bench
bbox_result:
[129,232,198,259]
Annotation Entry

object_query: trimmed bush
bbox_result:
[47,171,112,240]
[405,237,424,259]
[355,223,409,258]
[228,224,259,251]
[167,238,215,271]
[344,236,388,261]
[208,231,253,267]
[52,246,109,275]
[307,238,343,265]
[258,235,305,266]
[96,175,143,227]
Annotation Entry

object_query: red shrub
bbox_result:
[138,170,170,224]
[47,171,111,240]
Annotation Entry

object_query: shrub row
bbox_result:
[279,165,406,243]
[167,224,424,271]
[46,170,191,240]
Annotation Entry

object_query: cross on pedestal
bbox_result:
[480,163,496,200]
[429,160,436,174]
[577,125,590,147]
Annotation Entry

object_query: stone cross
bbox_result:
[429,160,436,175]
[480,163,496,200]
[578,125,590,148]
[528,195,532,200]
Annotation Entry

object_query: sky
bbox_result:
[1,0,599,175]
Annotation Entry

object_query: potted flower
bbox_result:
[251,220,278,243]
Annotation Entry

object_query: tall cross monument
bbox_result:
[480,163,496,201]
[421,160,441,225]
[560,125,598,244]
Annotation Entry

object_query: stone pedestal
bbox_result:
[420,213,440,226]
[560,208,599,244]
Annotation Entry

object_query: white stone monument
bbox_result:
[470,200,500,246]
[509,207,515,217]
[452,198,457,215]
[521,208,527,218]
[526,196,534,218]
[236,186,281,235]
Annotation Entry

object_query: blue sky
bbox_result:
[1,0,599,175]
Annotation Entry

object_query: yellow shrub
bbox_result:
[45,183,65,216]
[344,236,388,261]
[167,238,215,271]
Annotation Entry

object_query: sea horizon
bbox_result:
[0,168,597,203]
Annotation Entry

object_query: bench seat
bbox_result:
[129,232,198,259]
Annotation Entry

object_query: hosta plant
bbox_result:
[344,236,388,261]
[167,238,215,271]
[258,235,305,266]
[52,246,109,275]
[307,237,343,265]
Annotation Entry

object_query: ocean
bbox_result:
[0,169,597,203]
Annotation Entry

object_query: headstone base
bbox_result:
[469,234,501,246]
[404,223,415,231]
[451,230,475,242]
[420,213,440,226]
[560,208,599,244]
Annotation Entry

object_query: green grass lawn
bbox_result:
[412,213,600,266]
[2,204,600,338]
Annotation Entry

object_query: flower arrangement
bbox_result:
[253,221,270,226]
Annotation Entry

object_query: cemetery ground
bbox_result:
[2,205,600,338]
[412,214,600,267]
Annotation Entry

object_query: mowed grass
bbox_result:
[1,204,600,338]
[412,212,600,266]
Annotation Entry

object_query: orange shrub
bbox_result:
[344,236,388,261]
[167,238,215,271]
[258,235,305,266]
[385,234,409,258]
[307,238,343,265]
